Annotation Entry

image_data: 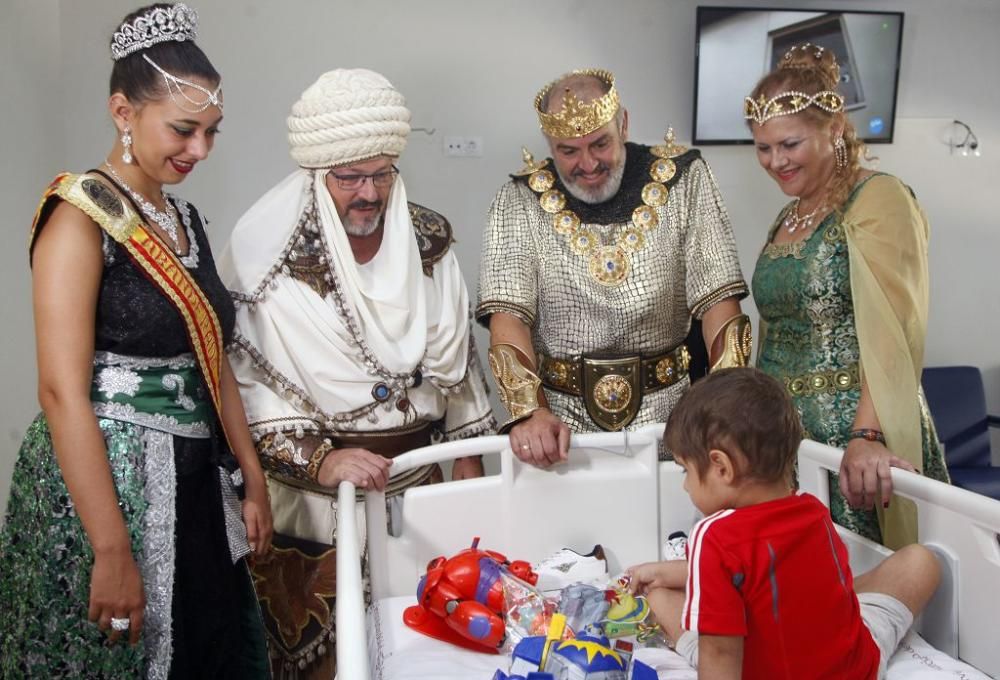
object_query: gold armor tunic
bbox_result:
[477,143,747,432]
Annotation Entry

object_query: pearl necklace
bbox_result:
[103,162,181,251]
[783,197,826,234]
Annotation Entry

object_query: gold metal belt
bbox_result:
[539,345,690,431]
[784,362,860,397]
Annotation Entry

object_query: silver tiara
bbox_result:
[111,3,198,61]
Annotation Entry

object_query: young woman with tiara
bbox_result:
[746,43,949,549]
[0,4,271,677]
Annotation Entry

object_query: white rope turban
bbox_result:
[287,68,411,168]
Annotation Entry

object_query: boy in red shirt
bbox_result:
[628,368,940,679]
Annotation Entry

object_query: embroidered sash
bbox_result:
[30,172,233,446]
[90,351,213,438]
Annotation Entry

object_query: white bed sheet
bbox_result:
[366,596,992,680]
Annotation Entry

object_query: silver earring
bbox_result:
[122,126,133,164]
[834,136,847,171]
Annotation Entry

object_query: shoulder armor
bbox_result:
[408,202,454,276]
[510,149,551,178]
[29,172,142,262]
[636,144,703,189]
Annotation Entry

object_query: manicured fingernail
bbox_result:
[883,500,889,509]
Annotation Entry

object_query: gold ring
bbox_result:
[521,444,530,450]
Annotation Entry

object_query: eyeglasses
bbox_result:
[328,165,399,191]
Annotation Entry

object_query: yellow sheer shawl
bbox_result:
[844,174,930,548]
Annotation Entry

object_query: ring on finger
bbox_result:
[521,443,530,450]
[110,617,131,632]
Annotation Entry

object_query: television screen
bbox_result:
[693,7,904,144]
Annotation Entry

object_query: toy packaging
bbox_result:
[404,539,665,679]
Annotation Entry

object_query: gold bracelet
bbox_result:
[488,343,543,433]
[709,313,752,372]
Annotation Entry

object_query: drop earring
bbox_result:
[121,126,133,164]
[834,136,847,171]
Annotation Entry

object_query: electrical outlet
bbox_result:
[443,136,484,157]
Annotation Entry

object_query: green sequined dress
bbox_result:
[752,175,949,543]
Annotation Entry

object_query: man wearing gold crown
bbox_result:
[477,69,751,465]
[219,69,495,678]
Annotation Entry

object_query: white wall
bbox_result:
[2,0,998,512]
[0,0,63,513]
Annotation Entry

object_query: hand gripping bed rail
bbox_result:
[334,427,664,680]
[798,439,1000,678]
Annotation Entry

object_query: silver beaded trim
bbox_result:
[94,350,196,370]
[93,401,211,438]
[232,333,383,431]
[232,175,318,304]
[218,467,251,563]
[139,429,177,680]
[170,196,201,268]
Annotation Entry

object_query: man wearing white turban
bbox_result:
[219,69,495,678]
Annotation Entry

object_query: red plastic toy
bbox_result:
[403,537,539,653]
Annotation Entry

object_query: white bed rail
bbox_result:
[334,479,369,680]
[799,439,1000,678]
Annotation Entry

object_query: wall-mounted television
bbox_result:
[693,7,904,144]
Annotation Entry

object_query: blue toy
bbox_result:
[492,672,555,680]
[629,660,658,679]
[544,629,627,680]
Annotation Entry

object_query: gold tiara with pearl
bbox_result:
[743,90,844,125]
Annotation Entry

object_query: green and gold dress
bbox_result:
[0,173,269,678]
[752,173,949,547]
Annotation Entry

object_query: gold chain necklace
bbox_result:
[520,130,687,286]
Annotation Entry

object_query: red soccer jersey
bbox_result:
[683,492,880,679]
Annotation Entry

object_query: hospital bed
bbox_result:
[334,426,1000,679]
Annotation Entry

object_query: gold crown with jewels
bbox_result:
[535,69,620,139]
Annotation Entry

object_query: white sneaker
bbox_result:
[534,545,608,592]
[662,531,688,561]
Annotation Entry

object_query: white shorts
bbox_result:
[674,593,913,679]
[858,592,914,679]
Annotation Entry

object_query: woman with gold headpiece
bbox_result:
[747,44,949,548]
[0,4,271,676]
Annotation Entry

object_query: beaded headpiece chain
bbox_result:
[111,3,222,114]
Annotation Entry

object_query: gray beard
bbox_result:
[342,208,384,237]
[558,155,627,204]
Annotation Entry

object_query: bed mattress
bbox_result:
[366,595,992,680]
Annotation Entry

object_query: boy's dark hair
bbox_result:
[665,368,802,483]
[109,3,220,105]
